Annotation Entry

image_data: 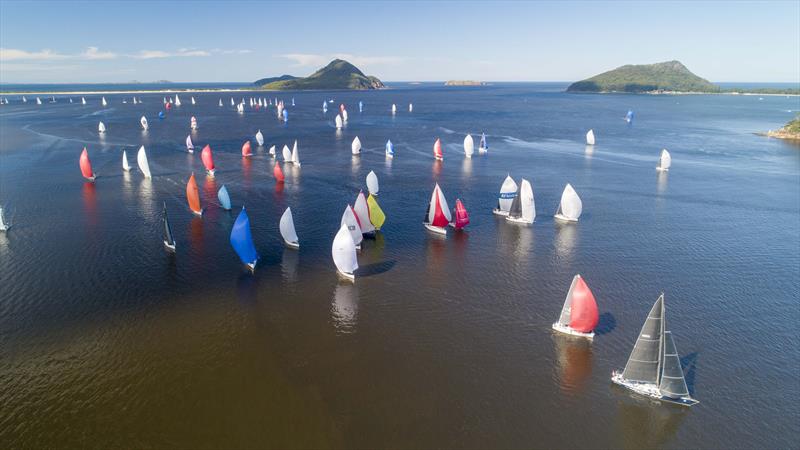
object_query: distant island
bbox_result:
[444,80,486,86]
[760,115,800,141]
[255,59,385,90]
[567,60,719,93]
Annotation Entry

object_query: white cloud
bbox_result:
[0,48,68,61]
[279,53,330,67]
[81,47,117,60]
[131,49,211,59]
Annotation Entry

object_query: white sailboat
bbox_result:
[586,129,595,145]
[280,207,300,249]
[22,96,27,103]
[230,97,235,106]
[385,140,394,159]
[237,103,244,113]
[554,183,582,222]
[140,115,149,131]
[174,94,181,106]
[505,178,535,224]
[332,223,358,281]
[366,171,379,196]
[98,121,106,134]
[282,144,292,163]
[351,136,362,155]
[342,109,349,122]
[255,130,264,147]
[335,114,343,129]
[423,183,452,235]
[409,103,413,112]
[269,145,276,157]
[341,205,364,250]
[291,140,300,166]
[656,149,672,171]
[353,191,375,236]
[137,146,152,178]
[463,134,474,158]
[219,98,223,107]
[191,96,196,105]
[186,135,194,153]
[101,97,107,107]
[122,150,131,172]
[190,116,198,130]
[0,207,8,232]
[492,175,518,216]
[36,97,42,105]
[81,97,86,105]
[323,101,328,113]
[391,103,397,114]
[478,133,488,153]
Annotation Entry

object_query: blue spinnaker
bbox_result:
[230,207,258,269]
[218,185,232,210]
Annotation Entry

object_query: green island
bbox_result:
[761,115,800,140]
[255,59,385,90]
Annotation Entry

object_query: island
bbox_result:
[761,116,800,141]
[444,80,486,86]
[567,60,719,93]
[255,59,385,90]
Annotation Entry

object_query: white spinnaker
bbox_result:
[519,178,536,223]
[332,224,358,275]
[269,145,276,156]
[282,145,292,162]
[366,171,379,195]
[342,109,349,122]
[186,135,194,151]
[335,114,343,129]
[279,207,299,245]
[341,206,364,247]
[560,184,582,220]
[140,116,149,130]
[98,122,106,133]
[137,145,152,178]
[122,150,130,171]
[498,176,518,213]
[353,192,375,233]
[463,134,474,157]
[659,149,672,170]
[256,130,264,146]
[351,136,362,155]
[586,129,595,145]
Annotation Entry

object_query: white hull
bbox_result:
[337,270,355,282]
[192,209,203,217]
[506,216,533,225]
[656,167,669,172]
[554,214,578,223]
[611,371,699,406]
[206,170,215,178]
[435,156,443,161]
[164,241,176,252]
[424,223,447,236]
[492,208,510,216]
[246,262,256,272]
[284,239,300,249]
[552,322,594,339]
[479,148,488,154]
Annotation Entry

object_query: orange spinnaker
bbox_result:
[186,173,202,214]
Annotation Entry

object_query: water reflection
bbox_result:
[82,182,98,228]
[554,222,578,264]
[242,156,252,189]
[332,282,359,333]
[584,144,594,158]
[452,228,469,261]
[281,248,299,283]
[203,177,217,211]
[616,400,687,448]
[138,178,155,219]
[236,271,259,304]
[189,217,204,256]
[461,157,472,177]
[351,155,361,174]
[425,234,447,274]
[432,160,442,178]
[657,171,668,195]
[553,335,593,395]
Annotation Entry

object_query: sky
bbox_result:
[1,0,798,83]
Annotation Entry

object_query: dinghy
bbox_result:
[242,141,252,157]
[219,99,223,107]
[493,175,518,216]
[140,116,149,130]
[217,185,232,210]
[79,147,96,181]
[463,134,474,158]
[122,150,131,172]
[269,145,276,158]
[354,191,375,236]
[186,173,203,216]
[0,207,8,232]
[332,223,358,281]
[611,294,699,406]
[137,146,152,179]
[174,94,181,106]
[163,202,176,252]
[450,199,470,230]
[391,104,397,114]
[255,130,264,146]
[101,97,107,107]
[423,183,451,235]
[341,205,364,250]
[280,207,300,249]
[273,162,285,182]
[351,136,362,155]
[433,138,443,161]
[625,110,634,124]
[282,145,292,163]
[367,194,385,231]
[186,135,194,153]
[479,133,488,153]
[366,170,379,196]
[586,129,595,146]
[385,140,394,158]
[335,114,343,129]
[291,98,295,106]
[98,121,106,134]
[201,145,215,177]
[291,140,300,166]
[552,274,599,338]
[230,207,258,271]
[190,116,197,130]
[554,184,582,222]
[409,103,413,112]
[506,179,535,224]
[359,101,363,113]
[81,97,86,105]
[656,149,671,172]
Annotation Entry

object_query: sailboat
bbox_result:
[479,133,488,153]
[36,97,42,105]
[385,140,394,158]
[409,103,413,112]
[0,207,8,232]
[231,97,235,106]
[353,191,375,236]
[463,134,474,158]
[122,150,131,172]
[269,145,276,158]
[163,202,176,252]
[174,94,181,106]
[656,149,671,172]
[493,175,518,216]
[190,116,198,130]
[282,109,289,122]
[186,135,194,153]
[625,110,634,124]
[191,96,196,105]
[81,97,86,105]
[255,130,264,147]
[79,147,96,181]
[186,173,203,216]
[586,129,595,146]
[237,102,244,113]
[358,101,363,113]
[217,185,232,210]
[351,136,362,155]
[367,194,385,231]
[506,179,535,224]
[323,101,328,113]
[136,146,152,179]
[280,207,300,249]
[552,275,599,338]
[433,138,443,161]
[219,98,223,107]
[201,145,215,177]
[332,223,358,281]
[159,111,165,118]
[291,97,295,106]
[101,97,107,107]
[450,199,470,230]
[611,294,699,406]
[342,108,349,122]
[230,207,258,271]
[273,162,285,182]
[282,145,292,163]
[391,104,397,114]
[164,97,167,104]
[291,140,300,166]
[98,121,106,134]
[366,170,379,196]
[140,116,149,131]
[242,141,252,157]
[341,205,364,250]
[554,184,582,222]
[423,183,452,235]
[335,114,343,129]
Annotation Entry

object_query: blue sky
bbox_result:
[1,1,798,83]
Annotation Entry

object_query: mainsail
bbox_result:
[586,129,595,145]
[367,194,385,230]
[366,171,379,196]
[279,207,299,248]
[137,146,152,178]
[621,294,664,384]
[385,140,394,158]
[186,135,194,152]
[163,202,176,250]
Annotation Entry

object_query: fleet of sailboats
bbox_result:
[552,274,599,338]
[554,184,582,222]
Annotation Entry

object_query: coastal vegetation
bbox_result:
[567,60,718,93]
[256,59,385,90]
[763,115,800,140]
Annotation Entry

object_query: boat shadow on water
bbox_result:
[357,259,396,277]
[680,352,699,395]
[594,312,616,335]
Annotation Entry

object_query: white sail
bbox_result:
[36,97,42,105]
[98,121,106,133]
[291,140,300,165]
[332,223,358,279]
[279,207,300,248]
[140,116,149,130]
[282,145,292,163]
[190,116,197,130]
[231,97,235,106]
[353,192,375,234]
[81,97,86,105]
[463,134,474,158]
[255,130,264,146]
[269,145,276,157]
[366,171,379,196]
[342,109,349,122]
[219,98,223,107]
[586,129,595,145]
[237,103,244,113]
[426,184,452,225]
[409,103,413,112]
[137,145,152,178]
[493,175,518,215]
[658,149,672,171]
[191,96,196,105]
[22,96,27,103]
[101,97,107,106]
[507,178,535,224]
[0,207,7,232]
[556,184,582,221]
[341,205,364,248]
[122,150,131,171]
[391,103,397,114]
[335,114,343,129]
[174,94,181,106]
[186,135,194,152]
[351,136,362,155]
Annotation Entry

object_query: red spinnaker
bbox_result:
[433,139,443,159]
[201,145,215,171]
[273,162,285,182]
[569,276,599,332]
[454,199,470,229]
[79,147,94,180]
[242,141,252,157]
[431,188,449,227]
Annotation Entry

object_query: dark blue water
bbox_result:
[0,84,798,449]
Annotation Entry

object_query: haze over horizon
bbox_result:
[1,0,798,84]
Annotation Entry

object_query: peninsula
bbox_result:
[256,59,385,90]
[567,60,719,93]
[761,116,800,140]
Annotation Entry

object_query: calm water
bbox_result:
[1,84,798,449]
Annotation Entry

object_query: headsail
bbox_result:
[341,205,364,248]
[137,145,152,178]
[282,145,292,162]
[201,145,215,176]
[242,141,252,157]
[367,194,385,230]
[586,129,595,145]
[273,162,285,182]
[190,116,197,130]
[433,138,443,160]
[332,223,358,279]
[255,130,264,146]
[557,275,598,333]
[186,135,194,152]
[186,173,202,215]
[496,176,518,214]
[291,140,300,165]
[140,115,149,130]
[453,199,470,229]
[351,136,362,155]
[230,207,258,270]
[366,170,379,195]
[335,114,343,129]
[353,192,375,234]
[385,140,394,158]
[98,121,106,133]
[557,184,582,221]
[122,150,130,172]
[279,207,299,247]
[463,134,474,158]
[507,179,535,223]
[79,147,95,180]
[659,331,690,399]
[658,149,672,171]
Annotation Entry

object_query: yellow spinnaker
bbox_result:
[367,194,386,230]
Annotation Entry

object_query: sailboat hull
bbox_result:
[551,322,594,339]
[479,148,488,154]
[656,167,669,172]
[611,371,699,407]
[337,270,355,282]
[206,170,215,177]
[424,223,447,235]
[492,208,510,216]
[506,215,533,225]
[283,239,300,249]
[192,209,203,217]
[554,214,578,223]
[164,241,176,252]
